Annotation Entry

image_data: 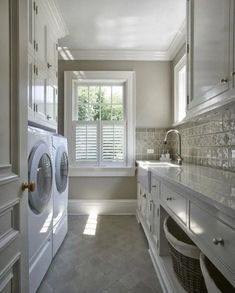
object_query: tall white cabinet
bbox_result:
[27,0,67,130]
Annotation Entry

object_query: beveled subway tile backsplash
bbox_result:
[178,104,235,172]
[136,102,235,172]
[135,128,177,161]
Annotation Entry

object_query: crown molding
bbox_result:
[58,48,169,61]
[58,20,186,61]
[41,0,69,39]
[166,20,186,60]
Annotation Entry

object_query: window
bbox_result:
[74,84,125,166]
[174,55,186,123]
[64,71,136,175]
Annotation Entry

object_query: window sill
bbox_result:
[69,167,136,177]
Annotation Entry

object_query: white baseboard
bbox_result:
[68,199,137,215]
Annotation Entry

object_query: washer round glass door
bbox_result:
[28,142,53,214]
[55,146,68,193]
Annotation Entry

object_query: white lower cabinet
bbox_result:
[161,184,187,225]
[146,193,153,232]
[137,182,147,219]
[137,176,160,251]
[151,200,159,249]
[189,202,235,285]
[136,166,235,292]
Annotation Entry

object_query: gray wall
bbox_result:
[58,60,172,132]
[58,60,172,200]
[69,177,137,200]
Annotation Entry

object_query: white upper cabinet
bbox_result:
[28,0,35,54]
[27,0,67,130]
[46,78,58,123]
[34,1,47,66]
[46,27,58,77]
[187,0,235,117]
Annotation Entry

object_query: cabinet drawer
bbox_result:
[160,184,187,224]
[190,203,235,274]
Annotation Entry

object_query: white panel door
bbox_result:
[0,0,28,292]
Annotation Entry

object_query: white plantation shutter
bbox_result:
[101,121,126,166]
[74,121,98,165]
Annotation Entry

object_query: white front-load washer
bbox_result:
[28,126,53,293]
[52,134,69,257]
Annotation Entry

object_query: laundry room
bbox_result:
[0,0,235,293]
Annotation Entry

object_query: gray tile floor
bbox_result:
[38,216,163,293]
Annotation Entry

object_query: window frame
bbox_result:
[64,71,136,177]
[174,54,187,124]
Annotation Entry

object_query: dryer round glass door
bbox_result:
[28,142,53,214]
[55,146,68,193]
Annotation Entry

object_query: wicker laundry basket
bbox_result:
[163,216,207,293]
[200,253,235,293]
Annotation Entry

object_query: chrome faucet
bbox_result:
[163,129,183,165]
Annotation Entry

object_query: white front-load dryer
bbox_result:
[28,126,53,293]
[52,134,69,257]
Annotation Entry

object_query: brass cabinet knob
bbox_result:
[22,181,36,192]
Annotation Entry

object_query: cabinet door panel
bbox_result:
[190,203,235,276]
[27,56,34,114]
[152,201,159,248]
[46,81,57,122]
[34,2,46,64]
[146,194,152,231]
[34,68,46,116]
[28,0,34,52]
[189,0,230,107]
[46,28,57,74]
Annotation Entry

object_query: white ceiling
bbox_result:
[56,0,186,60]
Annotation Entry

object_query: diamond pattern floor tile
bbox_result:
[37,216,163,293]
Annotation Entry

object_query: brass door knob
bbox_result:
[22,181,36,192]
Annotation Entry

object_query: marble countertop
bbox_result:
[137,161,235,216]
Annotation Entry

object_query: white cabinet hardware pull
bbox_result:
[212,237,224,245]
[152,185,156,188]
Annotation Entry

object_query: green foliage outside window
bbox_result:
[77,85,123,121]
